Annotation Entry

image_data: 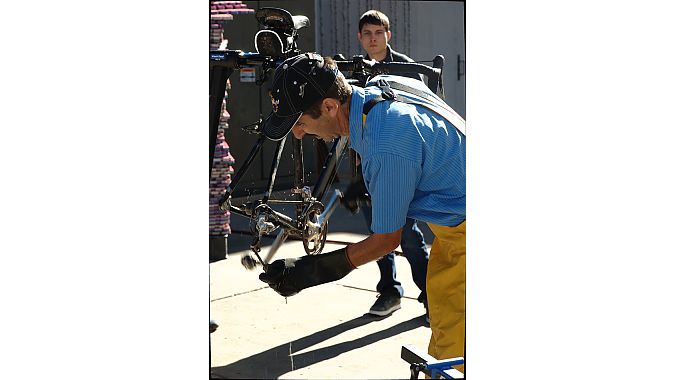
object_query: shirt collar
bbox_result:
[384,45,394,62]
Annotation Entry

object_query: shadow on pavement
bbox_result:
[210,314,426,379]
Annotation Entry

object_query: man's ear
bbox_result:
[386,30,392,42]
[323,98,340,117]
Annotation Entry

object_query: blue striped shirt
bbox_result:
[349,75,466,233]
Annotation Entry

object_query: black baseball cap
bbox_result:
[262,53,339,141]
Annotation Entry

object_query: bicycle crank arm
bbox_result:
[262,229,290,267]
[315,189,343,226]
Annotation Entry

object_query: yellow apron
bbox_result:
[426,221,466,374]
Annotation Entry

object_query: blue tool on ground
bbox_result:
[401,344,464,379]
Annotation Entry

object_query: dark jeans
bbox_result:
[362,205,429,303]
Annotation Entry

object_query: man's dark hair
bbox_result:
[358,10,390,33]
[304,57,352,119]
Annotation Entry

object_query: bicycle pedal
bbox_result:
[241,254,259,270]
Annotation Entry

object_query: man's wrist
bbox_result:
[343,246,357,269]
[314,247,354,281]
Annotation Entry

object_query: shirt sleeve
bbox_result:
[362,153,421,234]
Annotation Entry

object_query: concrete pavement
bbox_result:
[210,190,436,379]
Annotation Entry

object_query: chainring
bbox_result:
[302,202,327,255]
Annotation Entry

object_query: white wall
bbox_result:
[409,1,465,117]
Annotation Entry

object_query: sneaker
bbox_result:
[368,293,402,316]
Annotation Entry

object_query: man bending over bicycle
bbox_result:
[259,53,466,372]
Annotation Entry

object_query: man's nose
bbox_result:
[292,125,305,139]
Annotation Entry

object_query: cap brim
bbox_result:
[262,111,302,141]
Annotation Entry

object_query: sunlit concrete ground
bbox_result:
[210,187,436,379]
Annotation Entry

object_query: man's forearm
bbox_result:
[346,229,402,267]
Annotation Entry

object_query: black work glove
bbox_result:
[342,176,371,214]
[259,248,355,297]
